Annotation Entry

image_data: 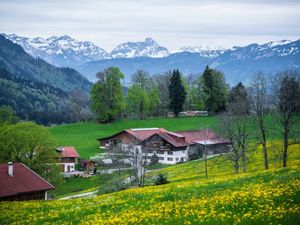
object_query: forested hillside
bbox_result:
[0,35,92,124]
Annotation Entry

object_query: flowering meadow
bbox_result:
[0,143,299,225]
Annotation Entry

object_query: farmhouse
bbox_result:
[56,146,79,173]
[0,162,55,201]
[98,128,230,164]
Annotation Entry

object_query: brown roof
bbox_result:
[125,128,167,141]
[175,130,230,145]
[154,132,190,147]
[0,162,55,198]
[57,146,79,158]
[98,128,167,142]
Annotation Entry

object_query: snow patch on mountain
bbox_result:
[178,45,227,58]
[111,38,170,58]
[2,33,111,67]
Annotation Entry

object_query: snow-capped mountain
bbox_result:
[2,33,110,68]
[2,33,299,84]
[178,45,227,58]
[111,38,170,58]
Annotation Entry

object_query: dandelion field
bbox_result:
[1,143,300,225]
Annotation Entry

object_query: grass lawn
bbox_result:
[49,175,100,198]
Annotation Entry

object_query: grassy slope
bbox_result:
[0,144,299,224]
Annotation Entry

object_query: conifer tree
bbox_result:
[169,69,186,116]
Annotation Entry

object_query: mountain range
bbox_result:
[2,33,300,85]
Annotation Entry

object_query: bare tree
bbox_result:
[122,144,149,187]
[220,92,253,174]
[273,70,300,167]
[250,72,269,170]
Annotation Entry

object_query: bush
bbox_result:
[154,174,168,185]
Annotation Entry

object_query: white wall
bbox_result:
[120,144,188,165]
[60,163,75,172]
[148,149,188,164]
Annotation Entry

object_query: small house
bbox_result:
[56,146,79,173]
[0,162,55,201]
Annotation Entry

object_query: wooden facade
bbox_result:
[0,190,47,201]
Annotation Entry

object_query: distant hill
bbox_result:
[80,39,300,85]
[79,52,210,82]
[0,35,92,124]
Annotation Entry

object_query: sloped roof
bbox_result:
[125,128,167,141]
[98,128,167,142]
[175,130,230,145]
[58,146,79,158]
[151,132,190,147]
[0,162,55,198]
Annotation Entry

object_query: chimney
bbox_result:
[8,162,13,177]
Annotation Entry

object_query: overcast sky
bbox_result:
[0,0,300,51]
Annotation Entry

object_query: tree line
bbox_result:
[91,65,228,122]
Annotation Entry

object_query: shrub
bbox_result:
[154,173,168,185]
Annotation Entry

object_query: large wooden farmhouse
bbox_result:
[0,162,55,201]
[98,128,230,164]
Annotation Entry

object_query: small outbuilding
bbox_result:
[80,160,96,174]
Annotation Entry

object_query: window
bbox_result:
[157,150,164,155]
[148,150,153,153]
[167,157,173,161]
[176,158,179,161]
[158,157,164,161]
[167,151,173,155]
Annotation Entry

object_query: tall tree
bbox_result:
[229,82,251,116]
[91,67,124,123]
[153,71,172,117]
[131,70,151,91]
[250,73,269,170]
[169,69,186,116]
[201,66,228,113]
[126,84,150,119]
[277,72,300,167]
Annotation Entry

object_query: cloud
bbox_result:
[0,0,299,51]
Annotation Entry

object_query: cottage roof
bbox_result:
[0,162,55,198]
[57,146,79,158]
